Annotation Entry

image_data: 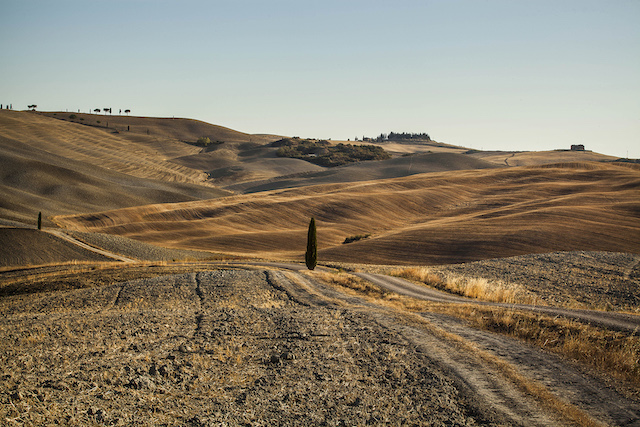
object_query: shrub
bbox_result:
[274,138,390,167]
[343,234,371,244]
[69,114,77,119]
[197,136,211,146]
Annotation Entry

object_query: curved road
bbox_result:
[235,262,640,334]
[355,272,640,333]
[45,229,137,263]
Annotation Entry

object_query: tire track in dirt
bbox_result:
[111,284,126,309]
[356,272,640,333]
[268,271,565,426]
[418,312,640,426]
[624,255,640,281]
[193,272,205,335]
[264,268,640,426]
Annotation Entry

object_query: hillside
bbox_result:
[55,162,640,265]
[39,111,281,145]
[0,228,112,267]
[3,109,637,266]
[0,111,232,224]
[227,152,500,193]
[467,149,619,166]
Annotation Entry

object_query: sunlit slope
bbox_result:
[0,110,230,223]
[171,144,325,185]
[55,162,640,264]
[40,111,322,186]
[40,111,282,144]
[468,149,618,166]
[0,110,209,184]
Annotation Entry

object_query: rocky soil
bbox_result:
[0,269,505,426]
[2,255,640,426]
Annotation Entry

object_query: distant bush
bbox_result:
[273,138,390,167]
[190,136,223,147]
[69,114,77,119]
[343,233,371,244]
[197,136,211,146]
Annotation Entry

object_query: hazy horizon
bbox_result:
[1,0,638,158]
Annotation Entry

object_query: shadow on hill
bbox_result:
[226,152,500,193]
[0,228,112,267]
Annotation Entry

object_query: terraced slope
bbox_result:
[1,111,209,184]
[0,116,230,224]
[55,162,640,264]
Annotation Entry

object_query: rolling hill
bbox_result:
[226,152,500,193]
[54,162,640,265]
[2,109,638,266]
[0,111,230,224]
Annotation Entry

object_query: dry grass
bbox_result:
[54,162,640,265]
[391,266,541,305]
[310,270,611,426]
[314,270,640,390]
[444,304,640,389]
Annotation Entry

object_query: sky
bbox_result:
[1,0,639,158]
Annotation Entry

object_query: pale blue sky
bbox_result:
[1,0,638,158]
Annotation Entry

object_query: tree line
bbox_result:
[358,131,431,142]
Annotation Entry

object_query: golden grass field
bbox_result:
[1,108,637,265]
[54,162,640,265]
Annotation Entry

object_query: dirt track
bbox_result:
[2,268,639,426]
[355,272,640,333]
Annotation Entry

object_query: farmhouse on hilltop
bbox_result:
[571,144,585,151]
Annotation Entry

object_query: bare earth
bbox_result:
[1,265,639,426]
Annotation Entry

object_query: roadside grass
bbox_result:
[310,270,608,426]
[390,266,540,305]
[312,270,640,390]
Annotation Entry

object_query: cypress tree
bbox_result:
[305,217,317,270]
[37,212,42,230]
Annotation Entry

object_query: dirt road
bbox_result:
[3,229,639,425]
[355,272,640,333]
[2,267,638,425]
[45,229,137,263]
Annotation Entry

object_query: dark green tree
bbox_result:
[305,217,317,270]
[37,212,42,230]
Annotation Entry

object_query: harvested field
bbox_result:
[55,162,640,265]
[0,270,501,426]
[0,228,112,267]
[2,266,638,426]
[429,251,640,311]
